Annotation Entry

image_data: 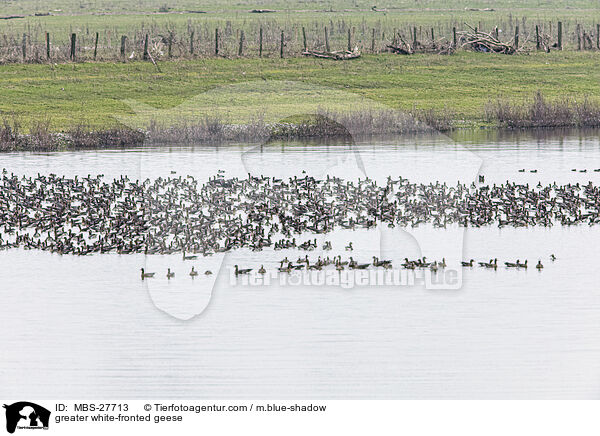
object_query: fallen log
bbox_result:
[302,48,360,60]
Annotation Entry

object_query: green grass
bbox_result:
[3,0,600,16]
[1,0,600,58]
[2,51,600,131]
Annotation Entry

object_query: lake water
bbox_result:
[2,129,600,399]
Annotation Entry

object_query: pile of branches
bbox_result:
[458,25,518,54]
[302,47,361,60]
[387,32,454,55]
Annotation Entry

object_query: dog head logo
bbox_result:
[3,402,50,434]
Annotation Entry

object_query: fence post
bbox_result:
[453,26,457,48]
[22,33,26,60]
[94,32,99,60]
[280,30,284,58]
[347,28,351,51]
[324,27,330,52]
[168,35,172,58]
[535,25,540,50]
[238,30,244,56]
[557,21,562,50]
[514,25,519,49]
[412,26,417,48]
[46,32,50,59]
[577,24,581,50]
[190,30,194,55]
[143,34,149,60]
[302,26,307,51]
[215,28,219,56]
[259,27,263,57]
[70,33,76,60]
[430,27,434,41]
[371,28,375,52]
[597,24,600,49]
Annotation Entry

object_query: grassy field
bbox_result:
[1,0,600,63]
[3,0,600,15]
[1,50,600,132]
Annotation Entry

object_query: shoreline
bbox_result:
[2,123,599,152]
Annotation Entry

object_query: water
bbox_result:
[2,129,600,399]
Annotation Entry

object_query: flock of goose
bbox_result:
[0,170,597,269]
[140,251,552,281]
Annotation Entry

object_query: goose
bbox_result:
[140,268,155,279]
[550,254,556,261]
[166,268,175,279]
[481,259,497,269]
[517,260,528,268]
[345,242,353,251]
[189,267,199,277]
[505,260,519,268]
[536,260,544,269]
[234,265,252,275]
[336,255,348,266]
[518,169,526,173]
[278,262,292,273]
[479,259,493,267]
[461,259,474,267]
[205,270,213,275]
[258,265,266,274]
[183,251,197,260]
[372,256,392,267]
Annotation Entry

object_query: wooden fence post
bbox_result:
[238,30,244,56]
[94,32,99,60]
[371,28,375,52]
[22,33,26,60]
[453,26,457,48]
[412,26,417,48]
[190,30,194,55]
[302,26,307,52]
[597,24,600,49]
[324,27,330,52]
[45,32,50,59]
[143,33,149,60]
[430,27,434,41]
[514,25,519,49]
[347,28,351,51]
[168,35,172,58]
[280,30,284,58]
[259,27,263,57]
[120,35,127,57]
[70,33,76,60]
[557,21,562,50]
[535,25,540,50]
[215,28,219,56]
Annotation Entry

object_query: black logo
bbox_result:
[3,402,50,434]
